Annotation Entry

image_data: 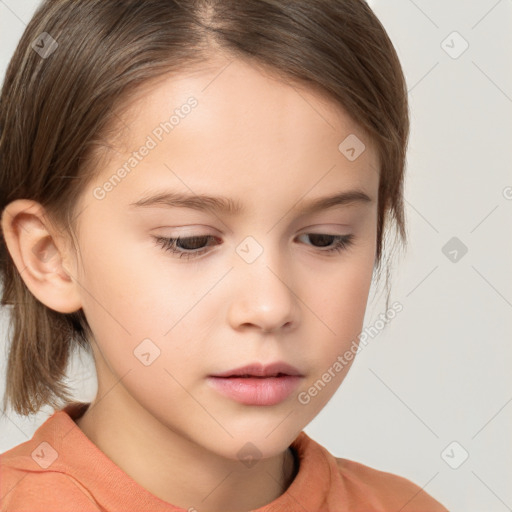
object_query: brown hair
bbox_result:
[0,0,409,416]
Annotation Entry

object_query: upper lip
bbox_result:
[210,362,303,378]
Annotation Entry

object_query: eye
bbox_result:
[153,235,219,259]
[153,233,355,260]
[297,233,354,254]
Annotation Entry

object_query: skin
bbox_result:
[2,55,379,512]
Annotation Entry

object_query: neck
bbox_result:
[74,392,299,512]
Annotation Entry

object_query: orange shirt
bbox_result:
[1,401,448,511]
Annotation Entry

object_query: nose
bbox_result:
[227,242,299,334]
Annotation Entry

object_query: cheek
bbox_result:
[294,262,374,413]
[322,229,376,312]
[318,269,372,344]
[76,231,213,373]
[302,241,376,360]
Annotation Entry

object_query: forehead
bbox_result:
[87,57,379,212]
[107,56,377,155]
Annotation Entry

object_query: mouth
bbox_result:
[207,362,304,406]
[223,373,291,378]
[210,362,303,378]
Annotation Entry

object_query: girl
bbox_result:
[0,1,448,510]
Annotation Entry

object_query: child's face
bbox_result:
[69,57,379,459]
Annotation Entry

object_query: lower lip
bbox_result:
[207,376,302,406]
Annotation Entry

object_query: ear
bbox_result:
[1,199,82,313]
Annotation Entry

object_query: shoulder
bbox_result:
[291,432,448,511]
[333,456,449,512]
[1,448,100,511]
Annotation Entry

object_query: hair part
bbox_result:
[0,0,409,416]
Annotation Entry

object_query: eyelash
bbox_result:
[153,233,355,260]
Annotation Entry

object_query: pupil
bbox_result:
[310,234,332,247]
[179,236,207,250]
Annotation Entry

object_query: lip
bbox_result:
[207,361,304,406]
[210,362,303,378]
[207,375,302,406]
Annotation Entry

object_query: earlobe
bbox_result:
[1,199,82,314]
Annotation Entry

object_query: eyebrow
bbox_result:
[129,189,372,216]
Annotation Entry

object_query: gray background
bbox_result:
[1,1,511,511]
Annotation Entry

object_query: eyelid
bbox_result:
[153,230,355,260]
[154,222,352,234]
[152,224,354,243]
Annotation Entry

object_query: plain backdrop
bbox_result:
[1,1,511,511]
